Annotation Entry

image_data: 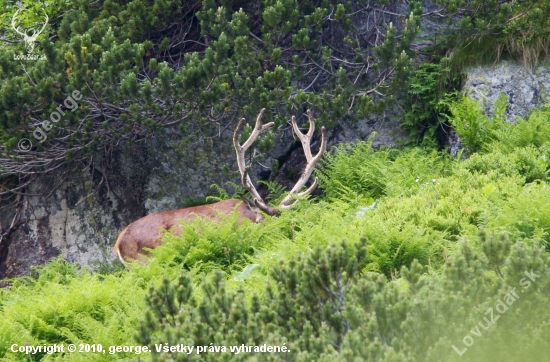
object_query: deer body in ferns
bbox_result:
[113,109,326,263]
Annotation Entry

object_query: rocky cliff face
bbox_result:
[464,61,550,122]
[0,145,152,279]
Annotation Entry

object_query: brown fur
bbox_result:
[113,199,263,263]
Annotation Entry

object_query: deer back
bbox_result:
[113,199,262,263]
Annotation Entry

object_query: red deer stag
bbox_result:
[113,109,327,263]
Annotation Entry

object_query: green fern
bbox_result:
[206,181,246,203]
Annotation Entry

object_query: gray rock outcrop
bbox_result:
[464,61,550,122]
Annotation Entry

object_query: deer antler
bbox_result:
[233,109,280,216]
[233,109,327,215]
[279,110,327,209]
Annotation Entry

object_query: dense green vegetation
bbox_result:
[435,0,550,65]
[139,235,550,362]
[2,0,550,195]
[1,97,549,361]
[3,0,550,361]
[0,0,422,190]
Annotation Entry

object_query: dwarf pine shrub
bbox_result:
[138,233,550,362]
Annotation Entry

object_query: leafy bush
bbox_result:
[462,146,549,183]
[402,57,462,146]
[490,103,550,153]
[445,93,507,153]
[0,260,150,361]
[318,137,454,200]
[147,212,284,274]
[484,182,550,250]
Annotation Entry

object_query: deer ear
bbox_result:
[238,195,256,209]
[238,195,266,221]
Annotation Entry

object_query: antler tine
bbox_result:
[290,109,319,161]
[241,108,274,150]
[290,115,311,161]
[279,111,327,209]
[233,117,246,152]
[305,109,316,138]
[297,177,318,197]
[233,108,274,173]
